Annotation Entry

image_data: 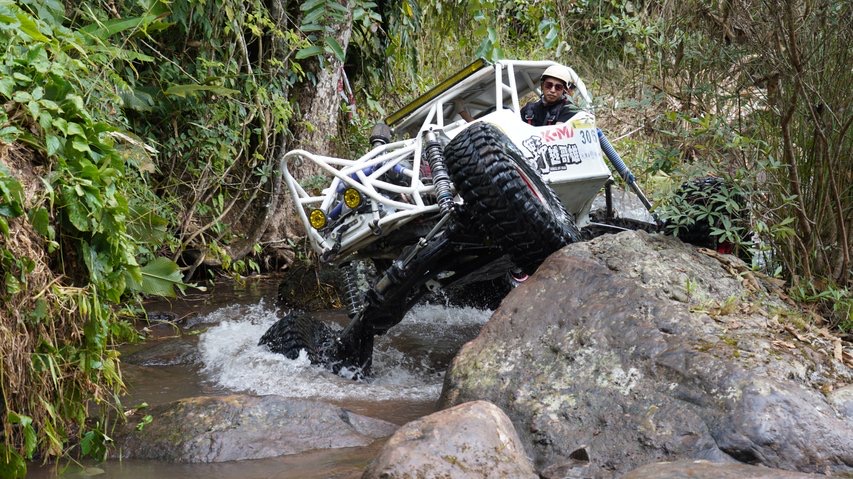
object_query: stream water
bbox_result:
[29,277,492,479]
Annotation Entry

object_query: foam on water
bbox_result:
[198,301,491,402]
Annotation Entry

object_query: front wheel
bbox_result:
[445,122,580,274]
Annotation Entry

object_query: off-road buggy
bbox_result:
[260,59,662,376]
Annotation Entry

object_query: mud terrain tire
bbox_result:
[445,122,580,274]
[258,309,335,363]
[670,176,748,251]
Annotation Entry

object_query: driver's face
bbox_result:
[541,76,566,104]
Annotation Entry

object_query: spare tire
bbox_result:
[444,122,580,274]
[669,176,749,253]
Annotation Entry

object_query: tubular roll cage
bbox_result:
[280,59,591,263]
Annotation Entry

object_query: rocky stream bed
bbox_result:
[32,230,853,479]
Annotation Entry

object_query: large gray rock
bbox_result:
[362,400,538,479]
[622,460,824,478]
[440,231,852,477]
[112,394,397,462]
[123,338,198,366]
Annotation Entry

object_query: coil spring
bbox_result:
[341,262,364,318]
[423,131,454,214]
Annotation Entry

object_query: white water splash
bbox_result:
[198,301,491,401]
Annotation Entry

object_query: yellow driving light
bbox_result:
[343,187,362,209]
[308,208,327,229]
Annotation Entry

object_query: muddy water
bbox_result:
[29,277,491,479]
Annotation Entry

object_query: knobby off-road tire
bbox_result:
[258,309,335,364]
[259,308,373,377]
[671,176,748,251]
[445,122,580,274]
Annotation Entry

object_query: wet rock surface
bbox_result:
[123,338,199,366]
[112,394,397,463]
[439,230,853,477]
[362,400,537,479]
[621,460,825,478]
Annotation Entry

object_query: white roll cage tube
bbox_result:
[280,60,594,263]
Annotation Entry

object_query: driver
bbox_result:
[520,64,580,126]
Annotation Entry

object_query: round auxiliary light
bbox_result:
[308,208,327,229]
[343,187,362,209]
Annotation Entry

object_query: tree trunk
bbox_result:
[261,2,355,266]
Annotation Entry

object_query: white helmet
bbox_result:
[540,64,574,88]
[540,63,592,108]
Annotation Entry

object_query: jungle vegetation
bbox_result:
[0,0,849,474]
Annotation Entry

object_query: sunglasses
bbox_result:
[542,81,566,92]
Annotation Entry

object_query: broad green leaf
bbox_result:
[15,12,50,42]
[0,168,24,218]
[300,0,325,13]
[30,298,48,322]
[64,197,90,231]
[126,205,168,243]
[29,207,52,238]
[12,72,32,84]
[119,88,155,111]
[164,84,239,98]
[0,77,14,97]
[302,7,325,25]
[45,134,61,155]
[66,122,85,137]
[5,271,21,294]
[324,37,345,62]
[0,125,20,144]
[0,444,26,478]
[7,413,36,458]
[12,90,31,103]
[72,137,92,152]
[39,98,60,111]
[27,100,40,120]
[65,94,85,111]
[327,2,349,14]
[129,257,186,297]
[544,26,559,48]
[80,14,158,40]
[82,241,111,283]
[295,45,324,60]
[52,117,68,134]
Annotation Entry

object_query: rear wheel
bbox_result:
[445,122,580,274]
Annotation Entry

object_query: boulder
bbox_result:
[112,394,396,462]
[123,338,198,366]
[440,230,852,477]
[622,460,824,478]
[362,400,537,479]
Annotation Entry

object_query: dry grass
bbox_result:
[1,145,122,460]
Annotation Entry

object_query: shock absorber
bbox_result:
[341,262,364,319]
[597,128,635,185]
[597,128,661,226]
[422,130,455,214]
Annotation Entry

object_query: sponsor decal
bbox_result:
[540,124,574,143]
[522,135,582,173]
